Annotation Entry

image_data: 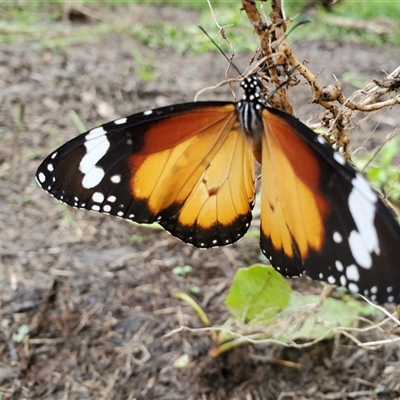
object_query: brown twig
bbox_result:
[241,0,400,158]
[241,0,294,114]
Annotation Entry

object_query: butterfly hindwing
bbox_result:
[260,107,400,302]
[36,103,256,248]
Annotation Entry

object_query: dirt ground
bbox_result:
[1,3,400,400]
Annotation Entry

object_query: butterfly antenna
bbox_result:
[286,19,311,38]
[198,25,242,76]
[266,64,300,102]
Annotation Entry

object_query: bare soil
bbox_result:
[1,4,400,400]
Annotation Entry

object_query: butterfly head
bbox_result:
[240,75,263,100]
[237,75,266,137]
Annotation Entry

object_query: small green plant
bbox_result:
[172,265,201,294]
[357,136,400,203]
[172,265,192,277]
[177,264,381,357]
[132,48,154,82]
[188,283,201,294]
[69,109,87,133]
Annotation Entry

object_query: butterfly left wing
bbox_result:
[36,103,256,248]
[259,107,400,303]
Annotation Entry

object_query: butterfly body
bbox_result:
[36,75,400,303]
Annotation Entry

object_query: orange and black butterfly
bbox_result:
[36,75,400,303]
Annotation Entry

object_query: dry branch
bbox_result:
[241,0,400,157]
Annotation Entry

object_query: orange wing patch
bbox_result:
[127,106,255,247]
[260,109,329,271]
[178,126,254,229]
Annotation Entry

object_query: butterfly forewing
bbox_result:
[36,102,256,248]
[259,107,400,303]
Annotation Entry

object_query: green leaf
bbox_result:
[277,293,378,342]
[225,264,291,323]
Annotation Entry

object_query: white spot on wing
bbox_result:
[353,173,378,203]
[114,118,127,125]
[333,151,346,165]
[335,260,344,272]
[82,168,105,189]
[103,205,111,213]
[92,192,105,203]
[348,231,372,269]
[86,126,107,140]
[333,232,342,243]
[107,195,116,203]
[346,264,360,282]
[317,136,326,145]
[143,110,153,116]
[348,283,359,293]
[47,163,54,172]
[92,205,100,211]
[79,127,110,189]
[327,276,336,284]
[38,172,46,183]
[348,174,380,269]
[110,175,121,184]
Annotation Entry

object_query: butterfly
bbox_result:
[36,74,400,303]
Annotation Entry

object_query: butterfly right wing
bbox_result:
[259,106,400,303]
